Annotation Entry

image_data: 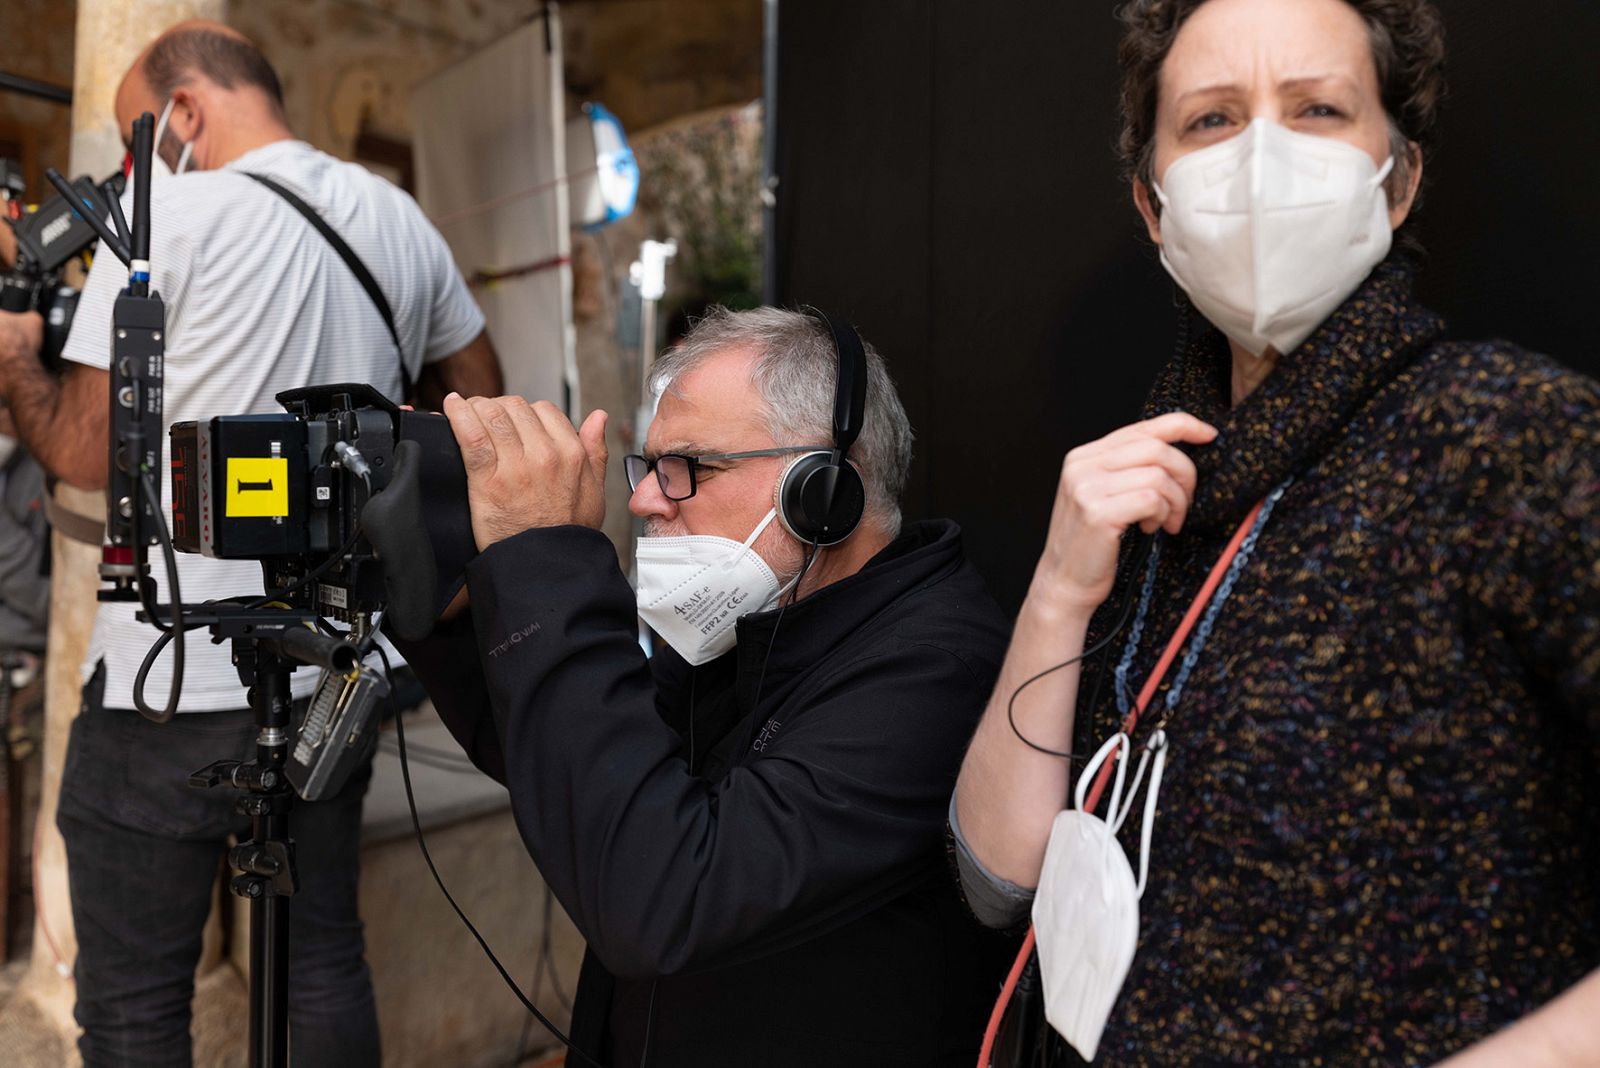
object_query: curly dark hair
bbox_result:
[1116,0,1446,200]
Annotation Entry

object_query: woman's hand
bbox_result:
[1033,412,1217,610]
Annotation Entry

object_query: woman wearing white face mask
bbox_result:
[953,1,1600,1065]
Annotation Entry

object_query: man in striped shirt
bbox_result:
[0,21,500,1067]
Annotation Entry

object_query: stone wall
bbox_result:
[226,0,763,559]
[563,0,762,133]
[228,0,763,160]
[0,0,765,188]
[225,0,529,160]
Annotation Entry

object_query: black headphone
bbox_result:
[775,307,869,546]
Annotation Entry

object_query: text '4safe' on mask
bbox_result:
[635,508,798,666]
[1153,118,1395,359]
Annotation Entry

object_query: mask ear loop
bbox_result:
[1370,155,1396,189]
[1132,729,1169,899]
[1370,154,1397,208]
[1073,731,1128,816]
[717,508,781,573]
[1072,731,1131,904]
[739,507,780,550]
[153,97,176,147]
[153,97,194,174]
[1109,737,1155,836]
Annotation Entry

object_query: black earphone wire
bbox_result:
[747,537,821,726]
[643,541,820,1068]
[639,980,658,1068]
[1004,532,1157,763]
[687,667,696,776]
[640,309,849,1064]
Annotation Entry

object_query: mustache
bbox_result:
[643,519,690,538]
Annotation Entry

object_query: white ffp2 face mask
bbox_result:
[635,508,796,666]
[1153,118,1395,359]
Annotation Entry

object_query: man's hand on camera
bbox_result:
[443,392,609,551]
[0,310,44,390]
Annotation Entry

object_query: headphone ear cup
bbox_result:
[778,452,865,546]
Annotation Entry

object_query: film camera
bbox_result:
[1,159,126,364]
[169,382,476,798]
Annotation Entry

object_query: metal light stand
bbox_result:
[626,238,676,655]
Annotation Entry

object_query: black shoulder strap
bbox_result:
[243,172,413,401]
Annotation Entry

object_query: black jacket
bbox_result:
[399,519,1017,1066]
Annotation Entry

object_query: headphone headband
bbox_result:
[801,306,868,462]
[777,307,869,546]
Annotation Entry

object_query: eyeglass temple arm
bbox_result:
[705,445,834,461]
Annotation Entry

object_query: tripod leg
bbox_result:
[250,859,291,1068]
[233,663,297,1068]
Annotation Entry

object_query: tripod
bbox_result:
[186,611,361,1068]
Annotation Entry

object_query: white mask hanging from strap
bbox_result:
[1031,728,1169,1062]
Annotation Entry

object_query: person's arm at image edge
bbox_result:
[1437,373,1600,1067]
[0,311,108,490]
[1437,970,1600,1068]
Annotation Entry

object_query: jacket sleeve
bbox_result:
[461,524,992,980]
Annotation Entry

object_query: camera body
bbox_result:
[1,166,126,365]
[170,383,477,637]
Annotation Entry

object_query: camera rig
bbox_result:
[0,159,126,365]
[170,382,475,640]
[168,382,475,799]
[92,113,475,1068]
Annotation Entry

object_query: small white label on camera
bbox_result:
[318,583,348,609]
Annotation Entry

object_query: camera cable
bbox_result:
[373,643,601,1068]
[131,470,187,721]
[246,525,364,610]
[132,499,365,716]
[512,882,577,1066]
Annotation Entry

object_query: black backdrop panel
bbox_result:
[775,1,1600,614]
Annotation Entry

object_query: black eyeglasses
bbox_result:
[624,446,827,501]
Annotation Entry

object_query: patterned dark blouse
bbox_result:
[1056,256,1600,1065]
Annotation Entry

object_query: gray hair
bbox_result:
[649,306,915,538]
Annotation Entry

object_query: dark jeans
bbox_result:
[56,665,381,1068]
